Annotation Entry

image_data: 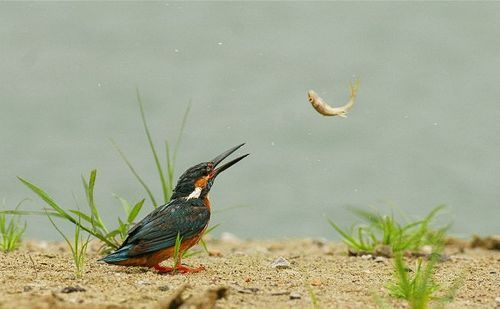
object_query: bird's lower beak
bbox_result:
[210,143,249,179]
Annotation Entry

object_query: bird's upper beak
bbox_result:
[210,143,249,179]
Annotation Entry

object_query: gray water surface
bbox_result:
[1,2,499,240]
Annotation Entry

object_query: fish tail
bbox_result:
[349,79,360,97]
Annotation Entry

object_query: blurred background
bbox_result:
[1,2,499,240]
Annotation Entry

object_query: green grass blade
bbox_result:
[127,199,145,223]
[45,211,74,256]
[82,170,108,233]
[307,286,320,309]
[182,249,202,258]
[172,232,183,273]
[136,88,169,204]
[113,193,132,214]
[328,218,363,250]
[69,210,94,225]
[349,207,381,225]
[165,141,174,199]
[0,211,26,252]
[111,139,158,208]
[172,101,191,164]
[425,204,446,221]
[19,177,74,221]
[199,238,209,254]
[205,223,220,235]
[0,210,61,217]
[357,226,367,249]
[74,214,81,256]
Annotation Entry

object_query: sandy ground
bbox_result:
[0,238,499,309]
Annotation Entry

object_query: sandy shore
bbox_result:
[0,238,499,308]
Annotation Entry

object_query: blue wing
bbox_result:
[115,198,210,258]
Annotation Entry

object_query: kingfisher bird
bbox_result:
[99,143,248,274]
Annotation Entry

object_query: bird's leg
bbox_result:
[175,264,205,273]
[153,264,175,273]
[174,255,205,273]
[153,256,205,274]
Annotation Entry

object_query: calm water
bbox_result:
[1,3,499,240]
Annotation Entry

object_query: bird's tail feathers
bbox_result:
[98,244,132,263]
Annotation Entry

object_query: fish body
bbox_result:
[308,80,360,117]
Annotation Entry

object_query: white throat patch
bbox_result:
[186,187,202,200]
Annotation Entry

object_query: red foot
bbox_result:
[153,264,205,274]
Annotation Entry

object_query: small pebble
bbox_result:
[137,280,151,286]
[236,287,259,294]
[61,286,86,293]
[495,296,500,303]
[312,238,328,247]
[310,279,322,286]
[208,250,222,257]
[290,292,301,299]
[158,285,170,292]
[271,256,291,269]
[374,245,393,258]
[361,254,372,260]
[420,245,433,255]
[374,256,386,263]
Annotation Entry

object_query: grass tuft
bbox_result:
[307,286,320,309]
[328,205,447,256]
[387,253,439,309]
[386,250,463,308]
[18,169,145,253]
[0,199,27,252]
[46,211,90,278]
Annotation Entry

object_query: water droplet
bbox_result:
[271,142,275,146]
[97,82,102,88]
[217,42,223,46]
[403,115,409,119]
[433,122,438,126]
[174,48,179,53]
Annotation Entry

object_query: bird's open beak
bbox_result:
[210,143,249,179]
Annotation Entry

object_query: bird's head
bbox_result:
[171,143,249,200]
